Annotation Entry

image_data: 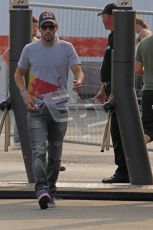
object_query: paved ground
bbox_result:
[0,141,117,184]
[1,118,153,229]
[1,199,153,230]
[0,134,153,184]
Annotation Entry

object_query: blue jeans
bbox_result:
[14,122,20,143]
[27,106,67,194]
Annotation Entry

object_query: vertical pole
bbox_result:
[112,7,153,184]
[4,112,10,152]
[9,1,34,182]
[9,0,13,8]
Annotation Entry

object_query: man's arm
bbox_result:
[135,61,144,76]
[14,67,35,110]
[70,64,84,91]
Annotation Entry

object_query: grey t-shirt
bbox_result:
[18,39,81,102]
[136,35,153,90]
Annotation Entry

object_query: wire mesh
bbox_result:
[13,3,152,148]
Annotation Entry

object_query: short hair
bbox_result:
[32,16,38,23]
[136,17,149,29]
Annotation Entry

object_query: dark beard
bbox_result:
[43,35,53,42]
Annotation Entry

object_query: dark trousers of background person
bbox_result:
[135,76,143,108]
[142,90,153,141]
[111,112,129,177]
[104,84,129,178]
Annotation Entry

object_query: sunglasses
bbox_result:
[41,24,56,31]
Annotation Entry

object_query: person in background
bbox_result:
[14,11,84,209]
[94,3,129,184]
[32,16,39,40]
[136,17,152,44]
[3,16,39,66]
[135,17,152,105]
[135,34,153,144]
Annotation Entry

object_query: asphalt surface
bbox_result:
[1,199,153,230]
[1,115,153,229]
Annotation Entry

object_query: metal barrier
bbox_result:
[0,98,11,152]
[0,57,9,103]
[29,3,107,145]
[1,3,153,147]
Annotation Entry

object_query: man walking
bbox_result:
[14,11,84,209]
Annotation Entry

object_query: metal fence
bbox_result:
[29,3,153,146]
[0,57,9,103]
[29,3,108,145]
[1,3,153,146]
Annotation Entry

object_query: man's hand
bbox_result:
[72,79,82,92]
[135,61,144,76]
[70,64,84,92]
[21,90,35,111]
[93,87,106,103]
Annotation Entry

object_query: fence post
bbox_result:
[9,0,34,182]
[112,3,153,184]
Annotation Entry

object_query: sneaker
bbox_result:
[59,165,66,171]
[36,190,50,209]
[48,193,56,208]
[102,175,130,183]
[12,142,21,150]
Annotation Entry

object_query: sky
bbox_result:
[27,0,153,10]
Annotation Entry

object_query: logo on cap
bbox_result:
[39,11,57,26]
[42,12,55,20]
